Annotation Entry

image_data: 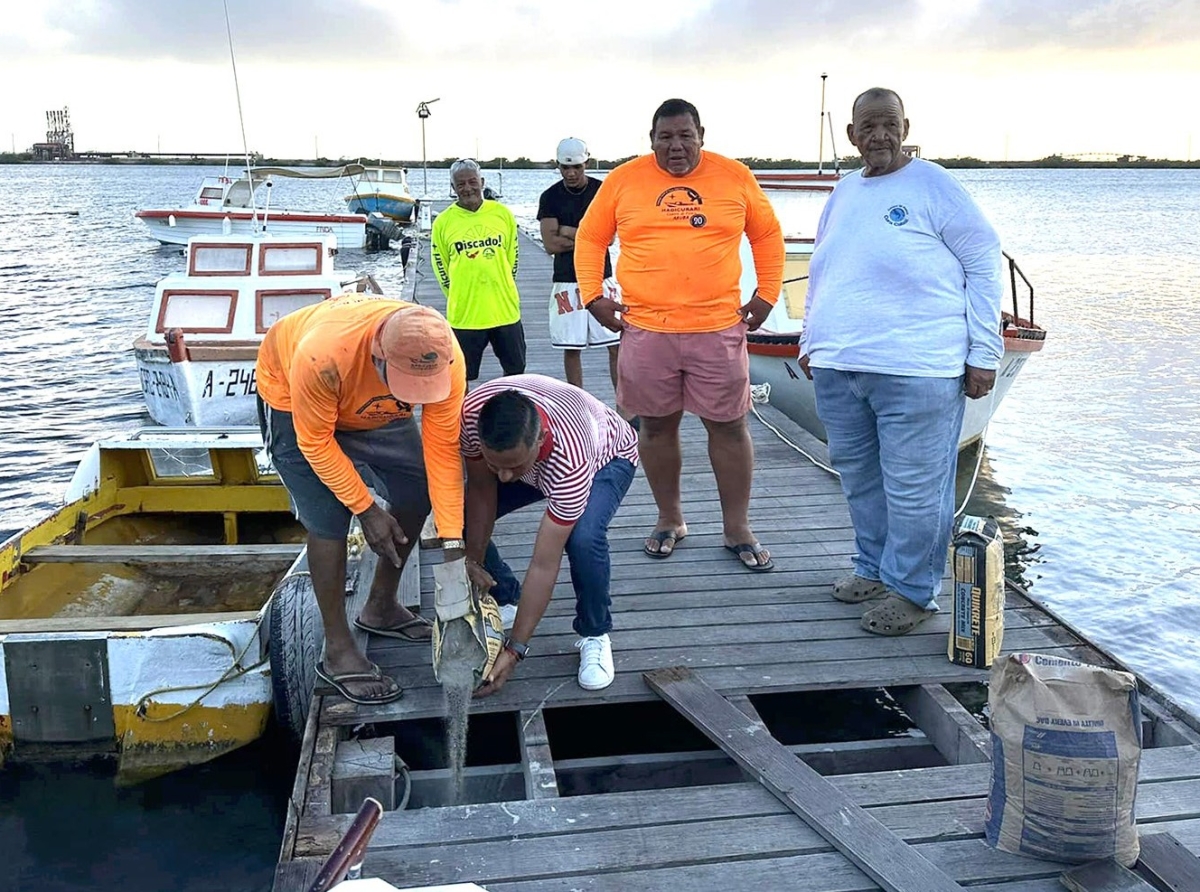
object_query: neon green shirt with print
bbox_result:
[431,201,521,330]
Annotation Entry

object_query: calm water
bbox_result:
[1,164,1198,889]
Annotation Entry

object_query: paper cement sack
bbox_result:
[948,514,1005,668]
[985,653,1142,865]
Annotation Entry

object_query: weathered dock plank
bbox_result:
[645,665,966,892]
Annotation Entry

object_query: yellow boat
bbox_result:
[0,427,317,782]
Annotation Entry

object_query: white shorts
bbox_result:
[548,278,622,350]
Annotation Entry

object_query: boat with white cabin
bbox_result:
[344,165,418,222]
[133,231,383,427]
[135,165,403,250]
[740,237,1046,450]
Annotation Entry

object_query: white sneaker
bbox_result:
[498,603,518,630]
[575,634,614,690]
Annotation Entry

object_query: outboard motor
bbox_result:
[364,212,404,252]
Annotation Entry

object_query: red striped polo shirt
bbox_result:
[460,374,639,524]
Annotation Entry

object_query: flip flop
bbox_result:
[315,661,403,705]
[644,529,685,559]
[725,542,774,572]
[354,614,434,642]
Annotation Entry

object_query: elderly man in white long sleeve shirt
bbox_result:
[799,87,1003,637]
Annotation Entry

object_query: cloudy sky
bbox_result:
[2,0,1198,163]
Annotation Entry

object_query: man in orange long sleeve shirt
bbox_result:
[257,295,467,704]
[575,98,784,571]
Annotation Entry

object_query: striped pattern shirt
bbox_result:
[460,374,639,525]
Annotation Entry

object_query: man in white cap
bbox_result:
[256,294,468,705]
[536,138,628,421]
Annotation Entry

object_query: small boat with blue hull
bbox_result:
[345,166,418,223]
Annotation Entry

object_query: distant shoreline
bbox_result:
[2,153,1198,170]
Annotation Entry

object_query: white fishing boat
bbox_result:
[742,238,1047,450]
[133,231,382,427]
[0,428,309,781]
[344,165,418,223]
[135,165,404,250]
[754,171,839,192]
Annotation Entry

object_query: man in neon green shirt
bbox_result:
[431,158,526,381]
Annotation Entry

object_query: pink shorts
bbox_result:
[617,323,750,422]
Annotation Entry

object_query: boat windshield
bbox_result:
[223,179,258,208]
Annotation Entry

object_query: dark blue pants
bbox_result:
[485,457,635,638]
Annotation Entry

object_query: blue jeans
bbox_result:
[812,369,964,608]
[483,457,636,638]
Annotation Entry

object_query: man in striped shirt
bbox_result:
[460,374,639,694]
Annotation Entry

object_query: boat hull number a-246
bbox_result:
[201,367,257,399]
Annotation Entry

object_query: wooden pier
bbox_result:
[274,227,1200,891]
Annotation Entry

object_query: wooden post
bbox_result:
[892,685,991,764]
[331,737,396,813]
[518,709,559,800]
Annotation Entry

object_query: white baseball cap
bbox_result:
[556,137,589,166]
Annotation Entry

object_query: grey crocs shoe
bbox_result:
[832,573,888,603]
[860,593,937,636]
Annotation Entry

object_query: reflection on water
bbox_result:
[0,727,294,892]
[957,442,1040,589]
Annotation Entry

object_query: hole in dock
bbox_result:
[543,691,936,798]
[381,713,524,809]
[544,701,717,760]
[385,712,520,771]
[751,689,914,744]
[367,689,948,810]
[941,682,990,728]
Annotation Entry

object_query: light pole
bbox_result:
[416,98,440,196]
[817,73,828,174]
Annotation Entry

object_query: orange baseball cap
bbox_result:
[374,305,455,404]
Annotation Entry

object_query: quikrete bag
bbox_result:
[985,653,1142,865]
[948,514,1005,668]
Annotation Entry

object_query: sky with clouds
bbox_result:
[2,0,1198,163]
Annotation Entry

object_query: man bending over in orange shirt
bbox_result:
[256,295,467,704]
[575,98,785,571]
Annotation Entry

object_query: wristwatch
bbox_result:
[503,636,529,661]
[442,538,465,552]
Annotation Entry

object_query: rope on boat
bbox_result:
[132,621,269,722]
[748,381,992,518]
[749,383,839,476]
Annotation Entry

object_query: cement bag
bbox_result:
[985,653,1142,865]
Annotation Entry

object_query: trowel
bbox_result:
[431,558,503,688]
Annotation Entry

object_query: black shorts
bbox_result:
[452,321,527,381]
[258,399,430,540]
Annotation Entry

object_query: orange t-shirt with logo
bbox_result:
[575,151,784,333]
[256,293,466,538]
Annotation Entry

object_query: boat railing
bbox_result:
[305,796,384,892]
[1002,250,1037,329]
